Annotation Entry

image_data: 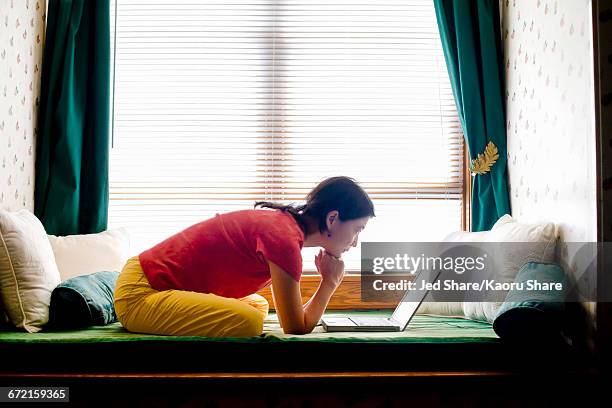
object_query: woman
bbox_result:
[114,176,375,337]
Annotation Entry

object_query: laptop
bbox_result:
[320,269,441,332]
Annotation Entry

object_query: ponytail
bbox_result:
[254,201,308,233]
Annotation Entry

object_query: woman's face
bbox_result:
[324,211,370,258]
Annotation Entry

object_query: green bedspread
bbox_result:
[0,311,499,344]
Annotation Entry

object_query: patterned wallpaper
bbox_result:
[500,0,598,333]
[0,0,45,212]
[501,0,597,244]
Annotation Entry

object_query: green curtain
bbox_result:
[34,0,110,235]
[433,0,511,231]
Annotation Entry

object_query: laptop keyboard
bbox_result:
[350,317,396,327]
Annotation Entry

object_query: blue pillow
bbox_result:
[493,262,567,341]
[47,271,120,330]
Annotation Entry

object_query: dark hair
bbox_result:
[254,176,375,235]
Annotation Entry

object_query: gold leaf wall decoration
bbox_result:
[470,141,499,176]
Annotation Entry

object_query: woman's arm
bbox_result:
[268,251,344,334]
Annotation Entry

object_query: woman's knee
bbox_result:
[251,295,269,318]
[222,307,265,337]
[240,294,269,319]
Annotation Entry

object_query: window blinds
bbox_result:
[109,0,464,272]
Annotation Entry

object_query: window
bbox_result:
[109,0,465,273]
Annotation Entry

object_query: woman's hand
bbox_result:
[314,249,345,290]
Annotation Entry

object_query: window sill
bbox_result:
[257,274,397,310]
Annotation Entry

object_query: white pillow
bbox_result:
[0,209,61,332]
[417,214,558,322]
[441,229,490,243]
[48,228,131,281]
[416,229,490,317]
[462,214,558,323]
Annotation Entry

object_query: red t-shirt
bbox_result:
[138,209,305,298]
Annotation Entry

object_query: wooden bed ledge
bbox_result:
[0,369,598,379]
[0,371,560,379]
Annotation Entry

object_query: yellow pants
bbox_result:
[114,257,269,337]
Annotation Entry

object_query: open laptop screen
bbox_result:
[391,269,441,329]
